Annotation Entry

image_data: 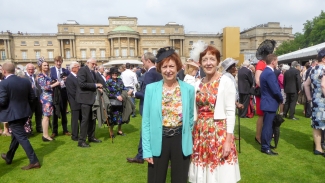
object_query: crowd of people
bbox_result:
[1,39,325,183]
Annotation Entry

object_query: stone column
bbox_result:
[70,39,73,58]
[72,40,76,58]
[118,37,121,57]
[135,39,138,57]
[8,40,11,59]
[127,37,130,57]
[110,38,113,57]
[60,40,64,57]
[172,39,174,48]
[180,39,183,57]
[4,39,7,59]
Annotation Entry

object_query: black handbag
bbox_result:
[109,99,122,106]
[250,87,261,97]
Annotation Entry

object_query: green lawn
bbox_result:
[0,104,324,183]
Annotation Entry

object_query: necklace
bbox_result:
[163,81,178,90]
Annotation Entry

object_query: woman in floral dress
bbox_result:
[188,44,240,183]
[106,67,129,137]
[304,49,325,155]
[37,58,60,141]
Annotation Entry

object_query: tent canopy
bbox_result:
[278,42,325,63]
[103,59,143,66]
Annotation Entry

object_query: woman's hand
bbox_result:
[51,81,60,88]
[145,157,154,164]
[116,95,123,101]
[127,89,133,96]
[222,134,232,158]
[236,102,244,109]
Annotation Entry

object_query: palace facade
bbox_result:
[0,16,294,68]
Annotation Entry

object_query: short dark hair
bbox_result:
[265,54,277,65]
[156,53,182,73]
[126,63,130,69]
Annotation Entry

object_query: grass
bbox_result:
[0,104,324,183]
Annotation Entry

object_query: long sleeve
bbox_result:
[142,85,153,158]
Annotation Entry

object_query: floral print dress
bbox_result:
[38,73,53,116]
[188,78,240,183]
[106,78,126,125]
[310,65,325,130]
[161,85,182,127]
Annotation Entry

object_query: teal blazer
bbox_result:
[142,80,195,158]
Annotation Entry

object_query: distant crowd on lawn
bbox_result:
[1,40,325,183]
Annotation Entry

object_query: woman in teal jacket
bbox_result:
[142,47,195,183]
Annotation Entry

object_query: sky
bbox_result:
[0,0,324,34]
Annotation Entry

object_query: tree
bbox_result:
[275,10,325,55]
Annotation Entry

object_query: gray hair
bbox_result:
[143,52,156,63]
[291,61,299,68]
[87,57,96,63]
[98,65,104,69]
[242,60,250,67]
[25,63,35,69]
[15,69,25,77]
[282,64,290,71]
[70,61,79,68]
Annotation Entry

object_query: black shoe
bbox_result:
[126,157,144,164]
[36,130,43,133]
[261,149,278,156]
[1,153,12,164]
[78,142,90,148]
[117,131,126,136]
[71,137,78,141]
[255,137,261,145]
[132,115,136,118]
[88,138,102,143]
[42,136,54,142]
[314,150,324,155]
[270,145,276,149]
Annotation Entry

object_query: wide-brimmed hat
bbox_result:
[221,58,238,73]
[185,61,199,68]
[256,39,276,60]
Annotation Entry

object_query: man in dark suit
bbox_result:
[238,60,254,118]
[283,61,301,120]
[66,61,82,141]
[96,65,107,86]
[127,52,162,164]
[260,54,283,156]
[25,63,43,133]
[50,56,71,137]
[0,62,40,170]
[76,58,102,147]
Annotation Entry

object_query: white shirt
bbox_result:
[99,72,106,81]
[120,69,138,88]
[71,72,77,78]
[267,65,274,71]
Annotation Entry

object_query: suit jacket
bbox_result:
[50,67,71,81]
[0,75,35,122]
[66,73,81,110]
[142,80,194,158]
[96,72,106,87]
[260,67,283,112]
[24,73,41,97]
[283,67,301,94]
[177,69,185,81]
[238,66,253,94]
[199,67,206,78]
[76,65,97,105]
[135,67,162,115]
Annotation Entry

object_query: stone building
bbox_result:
[0,16,294,68]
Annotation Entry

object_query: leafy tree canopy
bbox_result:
[275,10,325,55]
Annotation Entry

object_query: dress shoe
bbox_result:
[63,132,71,136]
[288,117,299,120]
[88,138,102,143]
[71,137,78,141]
[255,137,261,145]
[78,142,90,148]
[314,150,324,155]
[42,136,54,142]
[117,131,126,136]
[270,145,276,149]
[126,157,144,164]
[21,162,41,170]
[50,133,57,138]
[261,149,278,156]
[1,153,12,164]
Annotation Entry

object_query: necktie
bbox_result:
[30,75,37,95]
[58,69,62,82]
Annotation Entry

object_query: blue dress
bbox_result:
[38,73,53,117]
[310,65,325,129]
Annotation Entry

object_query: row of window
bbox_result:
[76,28,170,34]
[189,41,214,45]
[21,41,53,46]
